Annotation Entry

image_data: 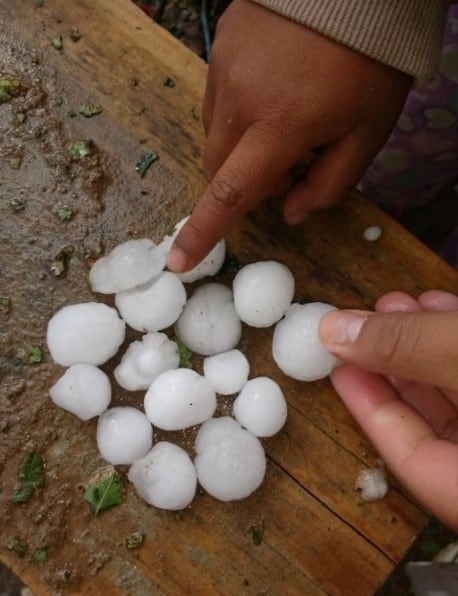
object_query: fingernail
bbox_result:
[319,311,367,346]
[166,245,188,272]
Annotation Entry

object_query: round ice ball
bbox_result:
[233,260,295,327]
[175,283,241,356]
[128,442,197,510]
[89,238,166,294]
[203,349,249,395]
[49,364,111,420]
[194,417,266,501]
[114,332,179,391]
[272,302,339,381]
[115,272,186,332]
[144,368,216,430]
[47,302,126,366]
[97,406,153,465]
[233,377,287,437]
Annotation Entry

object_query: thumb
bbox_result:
[319,310,458,391]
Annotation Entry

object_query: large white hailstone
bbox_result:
[203,349,249,395]
[115,272,186,332]
[49,364,111,420]
[160,216,226,283]
[114,332,179,391]
[47,302,126,366]
[144,368,216,430]
[175,283,241,356]
[232,377,287,437]
[194,417,266,501]
[272,302,339,381]
[128,442,197,510]
[89,238,165,294]
[97,406,153,465]
[233,260,295,327]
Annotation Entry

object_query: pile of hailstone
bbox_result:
[47,218,338,511]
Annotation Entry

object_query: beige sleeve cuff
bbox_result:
[252,0,449,79]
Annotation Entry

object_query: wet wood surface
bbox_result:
[1,1,457,594]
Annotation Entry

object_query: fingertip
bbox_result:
[375,291,421,313]
[418,290,458,312]
[166,245,189,273]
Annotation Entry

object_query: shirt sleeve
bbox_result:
[251,0,449,79]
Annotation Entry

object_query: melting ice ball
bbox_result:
[97,406,153,465]
[128,442,197,510]
[203,349,249,395]
[47,302,125,366]
[115,272,186,332]
[272,302,339,381]
[89,238,165,294]
[194,417,266,501]
[233,377,287,437]
[175,283,241,356]
[144,368,216,430]
[114,332,179,391]
[233,260,295,327]
[49,364,111,420]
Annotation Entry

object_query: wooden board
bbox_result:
[1,1,457,594]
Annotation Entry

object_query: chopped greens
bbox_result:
[34,0,44,7]
[6,538,27,558]
[68,139,93,158]
[173,336,193,369]
[135,152,159,177]
[50,36,63,50]
[78,103,103,118]
[33,548,48,562]
[163,77,175,88]
[251,521,264,546]
[0,297,12,315]
[12,451,44,504]
[10,198,25,212]
[28,346,42,364]
[0,74,26,103]
[84,467,124,514]
[125,532,144,550]
[56,207,73,221]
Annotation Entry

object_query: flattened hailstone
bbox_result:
[233,260,295,327]
[97,406,153,465]
[175,283,241,356]
[128,442,197,510]
[115,272,186,332]
[272,302,339,381]
[89,238,166,294]
[194,417,266,501]
[233,377,287,437]
[160,216,226,283]
[49,364,111,420]
[144,368,216,430]
[203,349,249,395]
[47,302,125,366]
[114,332,179,391]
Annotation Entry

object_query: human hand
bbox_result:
[320,290,458,529]
[166,0,411,272]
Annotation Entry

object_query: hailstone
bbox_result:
[114,332,179,391]
[194,417,266,501]
[233,377,287,437]
[203,349,249,395]
[47,302,125,366]
[128,442,197,510]
[272,302,339,381]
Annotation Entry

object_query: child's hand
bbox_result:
[320,290,458,529]
[167,0,411,272]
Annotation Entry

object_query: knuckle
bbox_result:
[375,313,423,366]
[208,176,244,210]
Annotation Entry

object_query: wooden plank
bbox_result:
[1,1,457,595]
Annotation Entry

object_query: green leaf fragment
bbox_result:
[135,152,159,177]
[50,36,63,50]
[34,0,44,7]
[56,207,73,221]
[68,140,93,158]
[6,538,27,557]
[173,336,193,369]
[0,75,26,103]
[125,532,144,550]
[78,104,103,117]
[251,521,264,546]
[12,484,35,504]
[33,548,48,562]
[163,77,175,88]
[12,451,44,504]
[10,198,25,212]
[28,346,42,364]
[84,469,124,515]
[0,297,11,315]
